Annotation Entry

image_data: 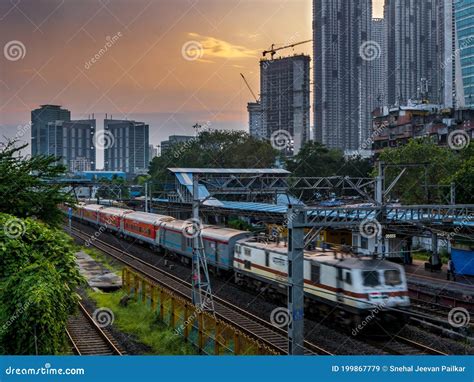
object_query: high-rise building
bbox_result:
[247,101,264,139]
[455,0,474,107]
[371,18,387,109]
[149,144,158,161]
[260,54,310,154]
[46,119,96,172]
[385,0,441,106]
[31,105,70,156]
[104,119,149,175]
[160,135,194,156]
[313,0,372,150]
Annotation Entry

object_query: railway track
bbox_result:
[382,335,448,355]
[67,302,123,355]
[68,226,333,355]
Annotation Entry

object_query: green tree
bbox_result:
[377,138,461,204]
[285,142,372,178]
[445,144,474,204]
[0,141,72,226]
[0,214,82,354]
[149,130,278,190]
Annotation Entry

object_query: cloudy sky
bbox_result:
[0,0,383,166]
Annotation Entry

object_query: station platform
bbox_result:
[75,250,122,291]
[404,259,474,301]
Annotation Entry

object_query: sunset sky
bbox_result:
[0,0,383,166]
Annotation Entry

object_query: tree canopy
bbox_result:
[285,141,372,178]
[149,130,278,189]
[376,138,473,204]
[0,213,82,354]
[0,141,72,226]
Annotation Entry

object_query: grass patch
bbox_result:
[88,289,196,355]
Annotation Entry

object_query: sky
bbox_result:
[0,0,384,167]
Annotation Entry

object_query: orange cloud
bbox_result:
[188,32,258,59]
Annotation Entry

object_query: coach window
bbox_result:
[360,236,368,250]
[244,247,251,256]
[265,251,270,267]
[310,264,320,284]
[244,260,251,270]
[362,271,380,287]
[235,245,241,254]
[384,270,402,286]
[345,271,352,285]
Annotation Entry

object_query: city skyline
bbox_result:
[1,0,383,166]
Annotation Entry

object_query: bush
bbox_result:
[0,213,83,354]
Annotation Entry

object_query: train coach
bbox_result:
[123,211,174,245]
[158,220,251,271]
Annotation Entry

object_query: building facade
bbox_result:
[46,119,96,172]
[371,104,474,153]
[160,135,195,155]
[31,105,70,156]
[455,0,474,107]
[260,54,311,154]
[371,18,387,109]
[313,0,373,150]
[385,0,441,106]
[247,101,264,139]
[104,119,150,175]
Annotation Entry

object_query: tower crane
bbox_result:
[240,73,259,103]
[262,39,312,60]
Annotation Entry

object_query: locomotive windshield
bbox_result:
[362,271,380,287]
[384,270,402,286]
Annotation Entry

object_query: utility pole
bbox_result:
[287,206,305,355]
[374,161,385,257]
[191,174,215,312]
[144,182,148,212]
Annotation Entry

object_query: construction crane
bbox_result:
[240,73,259,103]
[262,39,312,60]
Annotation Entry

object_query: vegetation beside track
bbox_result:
[88,289,196,355]
[0,213,83,354]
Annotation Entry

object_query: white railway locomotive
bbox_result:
[67,203,411,325]
[234,239,410,325]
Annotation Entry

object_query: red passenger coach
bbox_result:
[81,204,104,224]
[123,211,174,244]
[99,207,133,231]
